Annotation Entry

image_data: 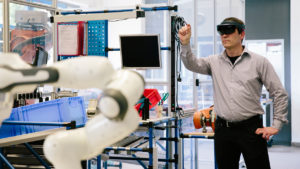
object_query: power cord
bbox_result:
[172,16,187,113]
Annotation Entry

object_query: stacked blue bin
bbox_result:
[0,108,21,139]
[0,97,87,139]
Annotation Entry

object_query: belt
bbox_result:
[216,115,261,128]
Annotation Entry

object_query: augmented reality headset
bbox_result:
[217,20,245,35]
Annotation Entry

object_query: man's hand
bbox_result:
[178,24,191,45]
[255,127,279,141]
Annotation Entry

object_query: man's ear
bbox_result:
[240,31,245,40]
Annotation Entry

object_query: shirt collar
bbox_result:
[221,46,250,60]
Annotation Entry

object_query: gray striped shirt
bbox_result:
[181,44,288,130]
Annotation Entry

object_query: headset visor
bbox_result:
[217,21,245,35]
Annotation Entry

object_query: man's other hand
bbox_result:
[255,127,279,141]
[178,24,191,45]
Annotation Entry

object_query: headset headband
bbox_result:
[219,20,245,30]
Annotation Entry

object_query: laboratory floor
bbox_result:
[110,139,300,169]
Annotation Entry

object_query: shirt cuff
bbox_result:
[180,43,191,55]
[272,119,283,130]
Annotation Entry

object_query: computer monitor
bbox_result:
[120,34,161,69]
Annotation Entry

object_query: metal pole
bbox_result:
[194,139,198,169]
[149,123,153,168]
[24,143,51,169]
[10,0,55,11]
[193,0,199,112]
[103,154,107,169]
[166,120,170,169]
[3,0,9,52]
[0,148,3,169]
[132,154,147,169]
[174,118,178,169]
[97,155,101,169]
[52,0,57,63]
[214,141,218,169]
[182,138,184,169]
[53,0,57,8]
[87,160,91,169]
[213,0,217,55]
[0,153,14,169]
[190,139,193,169]
[53,15,58,62]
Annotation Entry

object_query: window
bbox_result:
[174,0,196,110]
[196,0,215,109]
[9,3,53,65]
[144,10,168,82]
[57,0,82,10]
[25,0,53,6]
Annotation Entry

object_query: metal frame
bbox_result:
[0,121,74,169]
[2,0,57,53]
[52,10,145,23]
[180,134,217,169]
[52,9,145,60]
[24,143,51,169]
[0,143,51,169]
[3,0,9,52]
[52,7,178,169]
[100,117,178,169]
[10,0,55,11]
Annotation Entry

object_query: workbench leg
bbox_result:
[194,139,198,169]
[190,139,193,169]
[132,154,147,169]
[0,148,3,169]
[214,140,218,169]
[97,155,101,169]
[166,122,169,169]
[149,124,153,169]
[24,143,51,169]
[0,153,14,169]
[175,118,179,169]
[87,159,91,169]
[182,138,184,169]
[103,160,107,169]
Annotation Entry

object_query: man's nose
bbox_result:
[221,34,227,38]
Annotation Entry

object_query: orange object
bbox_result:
[10,29,50,64]
[193,105,216,131]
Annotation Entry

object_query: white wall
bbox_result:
[290,0,300,144]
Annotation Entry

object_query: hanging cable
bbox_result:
[172,15,187,116]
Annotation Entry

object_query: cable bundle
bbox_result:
[172,16,187,44]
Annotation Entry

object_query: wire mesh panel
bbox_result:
[87,20,108,56]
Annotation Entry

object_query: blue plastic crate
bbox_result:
[58,55,79,61]
[0,97,87,138]
[0,109,21,138]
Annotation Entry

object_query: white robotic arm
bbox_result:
[0,53,145,169]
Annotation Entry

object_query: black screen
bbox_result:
[120,35,161,68]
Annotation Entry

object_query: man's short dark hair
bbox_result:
[222,17,245,34]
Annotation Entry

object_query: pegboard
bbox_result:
[87,20,108,56]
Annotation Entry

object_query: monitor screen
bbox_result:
[120,34,161,69]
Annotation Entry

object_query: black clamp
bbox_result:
[65,120,76,129]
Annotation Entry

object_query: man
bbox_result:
[179,17,288,169]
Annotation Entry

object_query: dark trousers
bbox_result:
[214,115,271,169]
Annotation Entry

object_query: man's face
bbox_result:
[220,28,245,49]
